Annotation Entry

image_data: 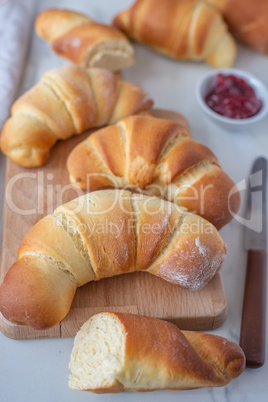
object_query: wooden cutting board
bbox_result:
[0,109,227,339]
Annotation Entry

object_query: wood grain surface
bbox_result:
[0,109,227,339]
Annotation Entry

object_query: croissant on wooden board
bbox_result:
[35,8,134,71]
[113,0,237,68]
[68,312,245,393]
[0,65,153,167]
[205,0,268,54]
[0,190,226,330]
[67,114,241,230]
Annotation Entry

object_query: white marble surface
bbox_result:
[0,0,268,401]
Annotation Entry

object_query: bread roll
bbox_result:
[67,114,240,229]
[113,0,237,68]
[0,65,153,167]
[69,312,245,393]
[205,0,268,54]
[0,190,226,329]
[35,8,134,71]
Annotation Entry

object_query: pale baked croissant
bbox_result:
[67,115,240,229]
[69,312,245,393]
[35,8,134,71]
[113,0,237,68]
[0,190,226,330]
[0,65,153,167]
[205,0,268,54]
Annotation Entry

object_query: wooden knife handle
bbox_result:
[239,249,267,368]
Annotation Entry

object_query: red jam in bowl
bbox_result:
[205,74,262,119]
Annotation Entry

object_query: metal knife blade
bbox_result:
[244,157,267,251]
[240,156,267,368]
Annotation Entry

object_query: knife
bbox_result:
[239,156,267,368]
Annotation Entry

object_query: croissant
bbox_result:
[113,0,237,68]
[205,0,268,54]
[0,65,153,167]
[0,190,226,330]
[67,114,240,230]
[69,312,245,393]
[35,8,134,71]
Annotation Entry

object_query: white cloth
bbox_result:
[0,0,36,130]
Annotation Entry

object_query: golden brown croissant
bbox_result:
[0,65,153,167]
[205,0,268,54]
[113,0,237,68]
[35,8,134,70]
[67,115,240,229]
[69,312,245,393]
[0,190,226,330]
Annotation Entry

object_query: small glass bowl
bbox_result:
[195,68,268,130]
